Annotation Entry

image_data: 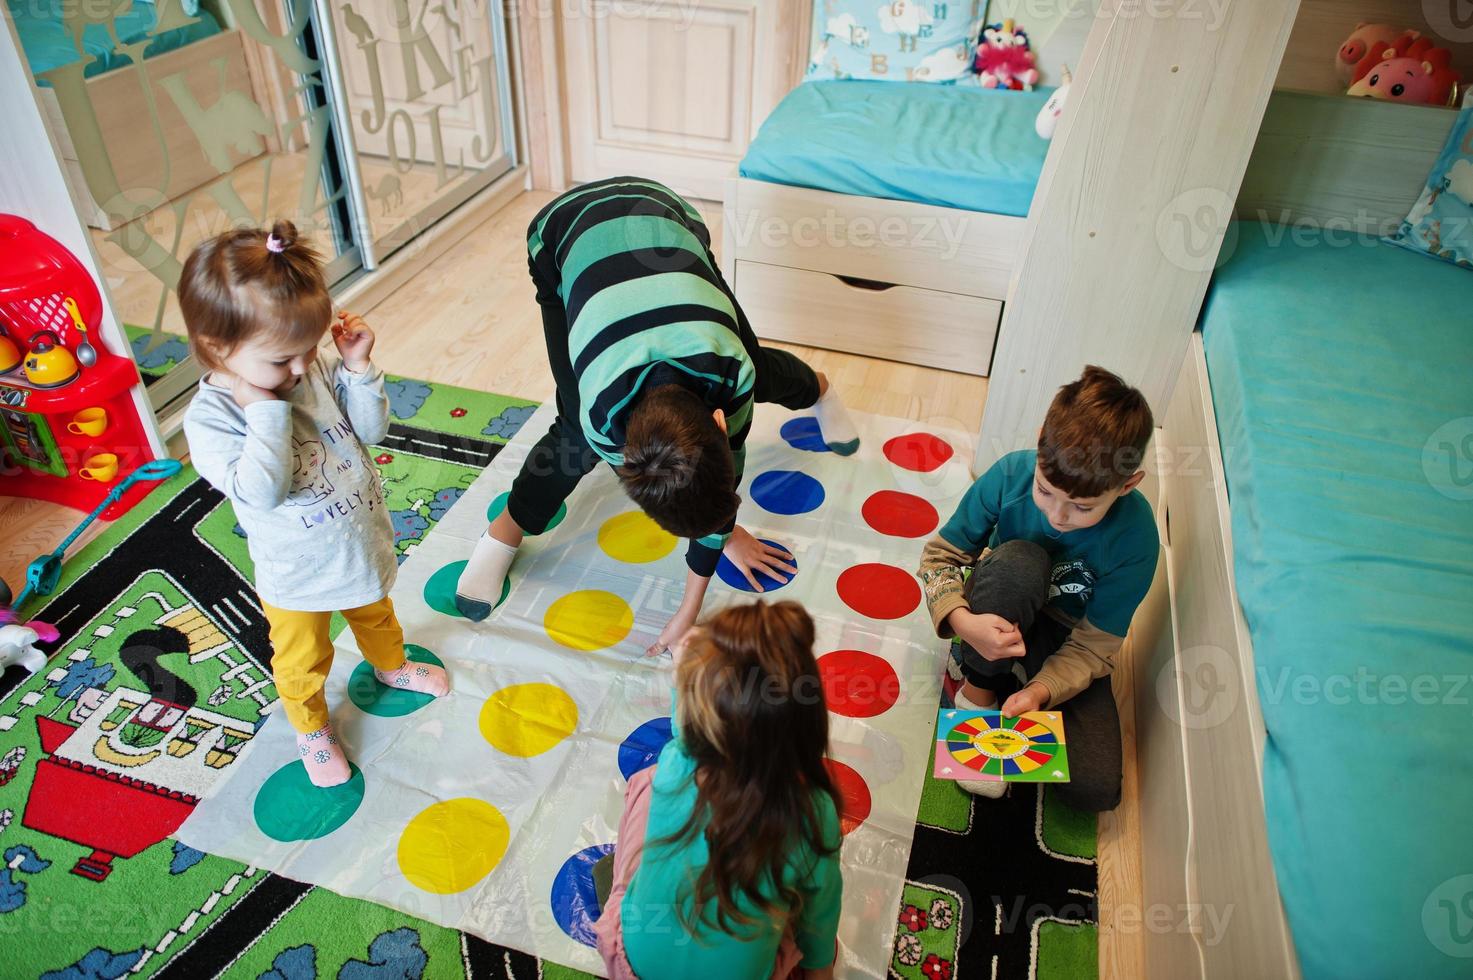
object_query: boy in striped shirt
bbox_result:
[455,178,858,652]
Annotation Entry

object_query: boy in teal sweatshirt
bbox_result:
[918,366,1158,810]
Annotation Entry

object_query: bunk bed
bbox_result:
[721,79,1056,377]
[1143,92,1473,980]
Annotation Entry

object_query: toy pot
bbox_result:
[79,452,118,482]
[23,330,80,388]
[68,407,108,437]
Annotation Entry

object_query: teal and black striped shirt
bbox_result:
[528,177,756,575]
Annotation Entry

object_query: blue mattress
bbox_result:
[10,0,222,83]
[739,80,1050,217]
[1202,224,1473,979]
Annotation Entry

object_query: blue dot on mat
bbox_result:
[716,539,797,593]
[550,842,616,947]
[750,470,825,516]
[780,417,830,453]
[618,717,673,781]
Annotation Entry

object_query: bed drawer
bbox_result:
[733,260,1000,376]
[724,177,1023,298]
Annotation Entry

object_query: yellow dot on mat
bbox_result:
[397,798,509,894]
[478,682,579,757]
[598,511,677,563]
[543,590,634,651]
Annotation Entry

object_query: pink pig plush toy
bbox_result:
[1335,23,1402,83]
[1347,31,1461,106]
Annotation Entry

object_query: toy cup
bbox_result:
[79,452,118,482]
[68,407,108,437]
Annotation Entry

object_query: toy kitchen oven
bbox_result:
[0,214,162,520]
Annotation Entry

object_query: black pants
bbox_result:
[505,210,820,535]
[955,540,1123,812]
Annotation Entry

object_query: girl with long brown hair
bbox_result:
[594,600,844,978]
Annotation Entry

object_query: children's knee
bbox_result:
[965,539,1052,613]
[990,539,1052,584]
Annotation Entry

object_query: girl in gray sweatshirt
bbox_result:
[180,221,449,787]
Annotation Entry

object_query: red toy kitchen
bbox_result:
[0,214,160,519]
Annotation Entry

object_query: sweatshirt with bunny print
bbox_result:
[184,356,395,612]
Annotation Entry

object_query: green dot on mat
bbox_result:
[424,560,511,618]
[253,761,365,842]
[487,491,566,534]
[347,645,444,717]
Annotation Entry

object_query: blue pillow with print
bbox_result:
[807,0,981,83]
[1383,105,1473,270]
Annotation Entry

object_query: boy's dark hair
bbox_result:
[177,219,331,371]
[618,384,739,537]
[1038,365,1154,497]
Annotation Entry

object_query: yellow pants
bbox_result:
[261,596,407,733]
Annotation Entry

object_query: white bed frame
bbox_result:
[1135,334,1299,978]
[720,175,1023,376]
[1133,90,1459,979]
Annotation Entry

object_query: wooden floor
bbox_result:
[0,188,1142,978]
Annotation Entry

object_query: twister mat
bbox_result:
[175,403,975,976]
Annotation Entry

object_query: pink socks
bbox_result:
[374,659,451,698]
[297,725,351,787]
[295,660,449,788]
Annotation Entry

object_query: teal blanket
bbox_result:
[740,80,1050,217]
[1202,223,1473,978]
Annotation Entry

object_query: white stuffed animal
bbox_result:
[0,625,46,676]
[1035,65,1073,139]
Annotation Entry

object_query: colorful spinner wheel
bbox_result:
[944,712,1064,778]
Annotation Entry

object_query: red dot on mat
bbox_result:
[861,490,939,538]
[818,650,900,718]
[883,433,954,472]
[824,759,872,835]
[836,564,921,620]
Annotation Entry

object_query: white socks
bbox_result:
[813,386,860,455]
[952,689,1006,799]
[455,532,518,621]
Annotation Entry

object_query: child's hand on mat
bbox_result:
[648,603,699,658]
[333,311,375,372]
[1002,681,1050,717]
[949,610,1025,661]
[231,374,278,407]
[722,526,798,592]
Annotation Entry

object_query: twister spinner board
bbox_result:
[933,709,1070,782]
